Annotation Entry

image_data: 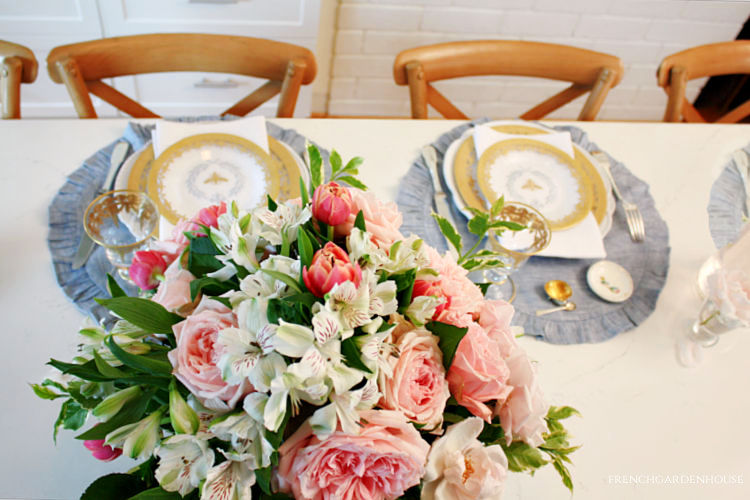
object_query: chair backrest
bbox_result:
[0,40,38,119]
[657,41,750,123]
[47,34,317,119]
[393,40,624,121]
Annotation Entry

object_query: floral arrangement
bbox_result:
[34,146,578,500]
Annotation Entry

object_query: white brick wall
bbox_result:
[325,0,750,120]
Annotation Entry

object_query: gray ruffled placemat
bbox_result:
[397,119,670,344]
[48,118,328,324]
[707,145,749,249]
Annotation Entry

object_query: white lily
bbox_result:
[202,449,256,500]
[155,434,214,496]
[105,408,164,459]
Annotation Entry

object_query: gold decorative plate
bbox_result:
[476,138,594,231]
[116,135,304,222]
[449,122,612,232]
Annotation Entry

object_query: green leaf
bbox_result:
[490,195,505,218]
[432,213,462,255]
[390,268,417,314]
[489,220,526,231]
[541,431,569,450]
[93,350,129,378]
[210,296,232,309]
[256,466,273,495]
[425,321,469,371]
[477,282,492,295]
[30,383,64,400]
[552,457,574,493]
[81,473,147,500]
[297,226,314,270]
[189,276,235,301]
[299,177,309,206]
[329,150,343,176]
[128,487,185,499]
[547,405,581,421]
[308,143,323,192]
[95,297,183,334]
[106,336,172,376]
[337,175,367,190]
[107,274,127,298]
[467,213,490,236]
[341,336,373,374]
[354,210,366,232]
[48,358,114,382]
[342,156,364,174]
[478,421,506,445]
[267,194,278,211]
[260,269,302,294]
[76,389,155,440]
[53,399,88,441]
[504,441,548,473]
[267,297,311,326]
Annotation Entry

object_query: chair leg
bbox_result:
[277,59,306,118]
[56,57,97,118]
[406,61,428,119]
[0,57,22,119]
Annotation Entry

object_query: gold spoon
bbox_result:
[536,280,576,316]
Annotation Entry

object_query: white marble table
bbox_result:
[1,118,749,500]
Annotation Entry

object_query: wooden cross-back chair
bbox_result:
[658,41,750,123]
[47,34,317,119]
[0,40,38,119]
[393,40,624,121]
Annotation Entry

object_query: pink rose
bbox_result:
[153,259,197,316]
[379,327,450,431]
[447,322,512,422]
[83,438,122,462]
[335,189,403,248]
[151,219,197,263]
[495,347,549,447]
[425,247,484,319]
[129,250,169,290]
[277,410,429,500]
[302,242,362,298]
[477,299,517,358]
[312,182,354,226]
[194,202,226,229]
[168,297,249,411]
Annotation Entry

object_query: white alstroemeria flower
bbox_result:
[92,386,142,421]
[105,409,164,459]
[347,228,388,269]
[252,201,311,246]
[366,274,398,317]
[229,216,262,271]
[209,410,274,469]
[187,395,223,440]
[308,378,380,439]
[406,295,441,327]
[422,417,508,500]
[325,280,371,331]
[202,449,256,500]
[355,325,397,378]
[155,434,214,496]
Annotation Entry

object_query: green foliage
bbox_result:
[128,487,187,499]
[354,210,366,232]
[260,269,302,294]
[341,336,373,374]
[189,276,235,302]
[297,226,314,270]
[308,143,323,195]
[95,297,183,334]
[505,441,549,472]
[107,274,127,298]
[53,398,87,442]
[105,337,172,376]
[187,235,224,276]
[328,150,367,190]
[390,268,417,314]
[266,195,278,212]
[425,321,469,370]
[75,389,156,440]
[81,473,147,500]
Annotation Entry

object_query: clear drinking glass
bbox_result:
[483,201,551,302]
[83,190,159,282]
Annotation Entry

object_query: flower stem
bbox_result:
[327,224,334,242]
[699,310,720,326]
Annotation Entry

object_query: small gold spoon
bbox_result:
[536,280,576,316]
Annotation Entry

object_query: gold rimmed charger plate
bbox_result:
[452,123,608,227]
[123,135,303,223]
[476,138,594,231]
[147,133,289,224]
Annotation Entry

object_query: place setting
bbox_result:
[397,119,670,344]
[47,115,325,323]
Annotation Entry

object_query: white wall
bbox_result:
[323,0,750,120]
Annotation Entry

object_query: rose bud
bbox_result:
[412,280,451,320]
[129,250,169,290]
[302,242,362,298]
[194,202,227,229]
[312,182,353,226]
[83,439,122,462]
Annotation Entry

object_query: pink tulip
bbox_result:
[194,202,226,229]
[83,439,122,462]
[302,242,362,298]
[412,279,451,320]
[312,182,353,226]
[129,250,169,290]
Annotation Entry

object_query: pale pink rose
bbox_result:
[153,259,197,316]
[277,410,429,500]
[447,322,512,422]
[495,347,549,447]
[477,299,517,358]
[168,297,249,411]
[151,219,197,263]
[424,247,484,319]
[379,328,450,431]
[422,417,508,500]
[336,189,403,248]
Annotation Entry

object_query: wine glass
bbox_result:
[83,190,159,282]
[483,201,551,302]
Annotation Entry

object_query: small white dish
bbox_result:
[587,260,634,302]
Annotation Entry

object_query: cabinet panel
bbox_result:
[0,0,101,36]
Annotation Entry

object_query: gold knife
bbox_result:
[71,141,131,269]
